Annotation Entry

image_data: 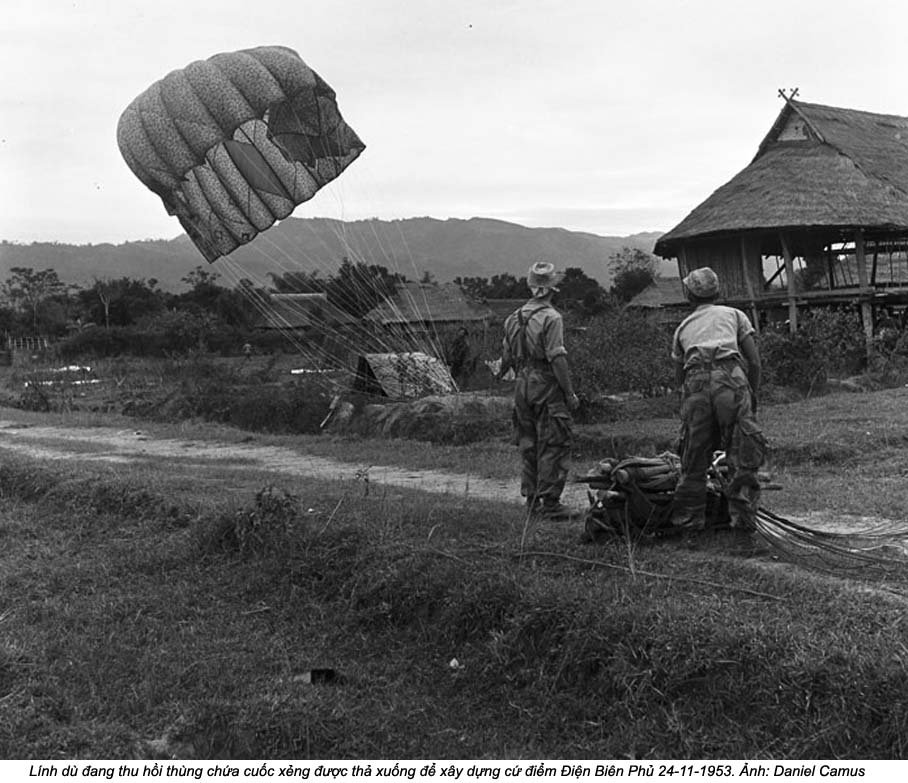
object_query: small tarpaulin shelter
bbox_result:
[352,352,456,399]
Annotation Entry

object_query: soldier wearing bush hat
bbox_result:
[499,261,580,519]
[671,266,766,530]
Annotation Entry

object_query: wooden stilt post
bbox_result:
[779,233,798,333]
[855,230,874,362]
[740,236,760,332]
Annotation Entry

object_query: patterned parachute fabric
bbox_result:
[117,46,365,262]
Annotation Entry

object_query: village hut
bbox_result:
[625,277,687,326]
[483,298,529,324]
[257,292,359,330]
[654,94,908,351]
[363,280,493,357]
[255,292,360,364]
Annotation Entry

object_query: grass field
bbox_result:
[3,376,908,759]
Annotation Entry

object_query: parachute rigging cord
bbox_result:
[708,452,908,581]
[118,46,457,397]
[584,452,908,584]
[704,452,908,580]
[752,507,908,581]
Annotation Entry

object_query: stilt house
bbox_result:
[654,95,908,349]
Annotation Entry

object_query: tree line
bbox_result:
[0,247,659,346]
[456,246,657,310]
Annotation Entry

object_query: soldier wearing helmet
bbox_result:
[671,266,766,530]
[500,262,581,518]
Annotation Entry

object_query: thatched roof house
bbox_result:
[254,292,362,368]
[483,298,528,324]
[654,96,908,343]
[626,277,686,309]
[364,281,493,327]
[256,292,358,331]
[626,277,687,326]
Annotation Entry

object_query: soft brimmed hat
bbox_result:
[682,267,720,299]
[527,262,562,291]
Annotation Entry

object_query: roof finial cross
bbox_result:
[778,87,800,101]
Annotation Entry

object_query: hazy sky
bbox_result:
[4,0,908,245]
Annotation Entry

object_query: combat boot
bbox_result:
[539,500,576,520]
[670,508,706,531]
[728,492,758,530]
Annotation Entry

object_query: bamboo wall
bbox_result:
[677,238,762,300]
[676,233,908,301]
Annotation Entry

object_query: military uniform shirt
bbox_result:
[502,301,568,364]
[671,304,755,370]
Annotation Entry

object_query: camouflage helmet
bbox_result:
[682,267,720,299]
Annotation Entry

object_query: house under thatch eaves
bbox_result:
[626,277,688,326]
[256,292,359,332]
[364,281,493,328]
[255,292,362,366]
[654,96,908,347]
[364,281,494,358]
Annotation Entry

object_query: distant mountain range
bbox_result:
[0,217,670,292]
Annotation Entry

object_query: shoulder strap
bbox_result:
[516,303,551,366]
[514,309,529,365]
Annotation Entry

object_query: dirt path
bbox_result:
[7,415,908,603]
[0,419,590,510]
[2,417,902,539]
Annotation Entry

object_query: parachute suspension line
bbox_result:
[216,259,353,397]
[317,208,448,365]
[296,213,424,358]
[219,244,411,370]
[387,217,448,362]
[246,223,419,367]
[335,220,439,360]
[216,199,453,388]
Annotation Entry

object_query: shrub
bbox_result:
[230,485,301,556]
[221,382,333,434]
[55,326,133,359]
[758,309,866,391]
[570,310,674,397]
[55,313,259,360]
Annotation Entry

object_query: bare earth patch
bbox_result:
[1,418,900,537]
[0,419,591,510]
[4,414,905,564]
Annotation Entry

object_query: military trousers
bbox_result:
[674,363,766,525]
[512,369,573,505]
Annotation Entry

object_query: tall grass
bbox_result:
[3,452,908,759]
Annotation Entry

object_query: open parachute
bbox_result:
[117,46,365,262]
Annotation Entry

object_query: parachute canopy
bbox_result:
[117,46,365,262]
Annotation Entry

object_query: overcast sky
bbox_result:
[3,0,908,245]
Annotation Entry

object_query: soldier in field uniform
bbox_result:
[670,266,767,530]
[500,262,581,518]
